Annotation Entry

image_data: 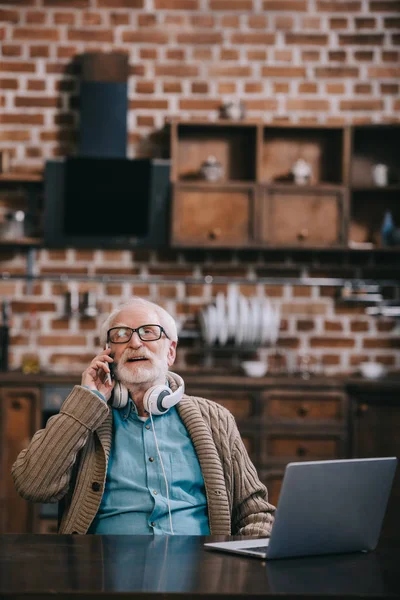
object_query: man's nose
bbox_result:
[128,331,142,348]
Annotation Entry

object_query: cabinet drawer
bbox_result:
[263,435,341,461]
[260,187,345,247]
[171,184,255,247]
[190,390,255,419]
[264,391,346,423]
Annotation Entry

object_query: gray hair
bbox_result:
[99,297,178,346]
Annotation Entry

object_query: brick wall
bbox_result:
[0,0,399,167]
[1,0,399,375]
[1,248,399,375]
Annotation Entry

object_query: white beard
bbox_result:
[116,355,169,388]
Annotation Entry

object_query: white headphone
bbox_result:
[110,372,185,416]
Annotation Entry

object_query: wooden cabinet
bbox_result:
[0,386,40,533]
[0,173,42,245]
[169,120,351,249]
[259,185,347,247]
[349,124,400,247]
[185,378,348,508]
[350,387,400,541]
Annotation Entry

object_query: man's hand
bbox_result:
[81,347,115,401]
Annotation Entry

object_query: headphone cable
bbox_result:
[148,404,174,536]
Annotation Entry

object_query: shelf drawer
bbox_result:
[190,389,256,420]
[263,435,342,461]
[263,391,346,423]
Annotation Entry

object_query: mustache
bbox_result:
[120,349,152,362]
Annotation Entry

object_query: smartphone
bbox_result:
[104,344,114,385]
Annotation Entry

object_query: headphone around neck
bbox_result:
[110,372,185,416]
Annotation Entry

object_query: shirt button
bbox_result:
[151,522,156,527]
[145,425,150,430]
[149,457,154,462]
[153,490,157,495]
[92,482,101,492]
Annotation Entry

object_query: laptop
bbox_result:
[204,457,397,560]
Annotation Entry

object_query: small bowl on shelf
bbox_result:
[241,360,268,378]
[359,361,386,380]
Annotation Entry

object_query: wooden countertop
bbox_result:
[0,534,399,598]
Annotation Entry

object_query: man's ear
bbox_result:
[167,340,177,367]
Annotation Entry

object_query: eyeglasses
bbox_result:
[107,324,170,344]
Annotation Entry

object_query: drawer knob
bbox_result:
[208,227,221,240]
[12,400,22,411]
[358,403,369,415]
[297,228,309,241]
[296,446,307,457]
[297,404,309,417]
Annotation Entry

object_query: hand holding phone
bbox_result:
[81,345,115,400]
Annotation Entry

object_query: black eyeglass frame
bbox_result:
[107,324,170,344]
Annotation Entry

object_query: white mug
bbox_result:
[372,163,388,187]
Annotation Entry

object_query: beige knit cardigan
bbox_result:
[12,381,275,536]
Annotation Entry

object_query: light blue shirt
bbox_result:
[89,398,210,535]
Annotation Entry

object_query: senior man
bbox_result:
[12,297,275,536]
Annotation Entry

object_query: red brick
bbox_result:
[220,48,239,60]
[321,355,341,366]
[231,32,275,44]
[340,99,384,110]
[325,83,345,93]
[13,27,59,40]
[302,17,321,29]
[81,12,103,26]
[263,0,307,8]
[137,115,155,127]
[220,15,239,27]
[2,44,22,57]
[154,0,198,7]
[363,338,400,349]
[29,45,50,58]
[44,0,88,4]
[328,50,347,62]
[355,18,376,29]
[324,321,343,332]
[15,96,61,108]
[179,98,221,110]
[354,83,371,94]
[245,99,278,110]
[248,49,267,61]
[248,15,267,28]
[315,66,358,77]
[27,79,46,91]
[350,320,369,332]
[310,337,355,348]
[297,320,314,331]
[191,81,209,93]
[385,17,400,27]
[137,13,156,26]
[190,15,215,27]
[57,46,79,59]
[136,80,155,94]
[140,48,158,59]
[208,65,251,77]
[244,81,263,93]
[339,34,384,45]
[287,99,330,111]
[129,99,169,109]
[164,14,186,24]
[0,130,30,141]
[155,64,199,77]
[26,10,47,23]
[0,78,18,90]
[0,9,20,23]
[67,28,114,42]
[193,48,212,60]
[163,81,182,93]
[123,30,168,43]
[381,83,399,94]
[298,82,317,93]
[274,16,293,30]
[370,1,400,10]
[261,66,306,77]
[382,51,399,61]
[210,0,253,8]
[301,50,320,61]
[330,18,347,29]
[0,61,35,73]
[217,82,237,94]
[177,32,223,44]
[53,12,76,25]
[316,0,361,10]
[354,50,374,60]
[273,82,290,93]
[368,67,400,78]
[285,33,328,45]
[110,12,130,25]
[273,49,293,61]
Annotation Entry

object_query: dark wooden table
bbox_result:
[1,534,400,599]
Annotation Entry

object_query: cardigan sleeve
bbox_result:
[11,385,109,504]
[230,419,276,537]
